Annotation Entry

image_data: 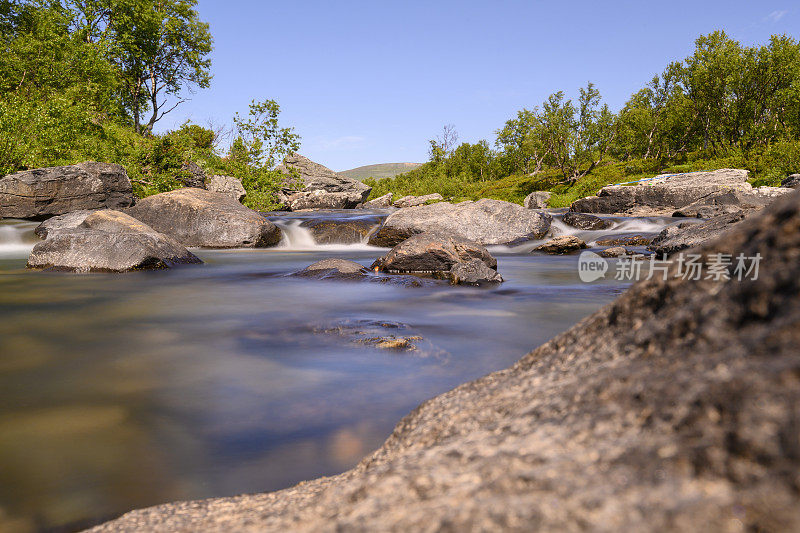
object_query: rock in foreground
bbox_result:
[92,184,800,533]
[0,162,134,219]
[126,188,281,248]
[27,211,201,272]
[649,212,750,256]
[277,153,371,210]
[533,235,587,254]
[372,232,497,273]
[369,199,552,247]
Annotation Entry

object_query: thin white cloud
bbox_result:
[319,135,366,150]
[765,10,788,23]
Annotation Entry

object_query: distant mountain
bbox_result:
[339,162,422,181]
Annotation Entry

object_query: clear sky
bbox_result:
[161,0,798,171]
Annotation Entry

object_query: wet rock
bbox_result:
[782,174,800,189]
[561,212,612,230]
[34,210,93,239]
[178,162,207,189]
[206,175,246,202]
[125,188,281,248]
[315,319,443,357]
[595,234,652,247]
[649,211,751,256]
[447,259,503,285]
[372,232,497,275]
[570,169,751,216]
[533,235,587,254]
[0,162,134,219]
[523,191,551,209]
[292,259,369,280]
[369,199,552,247]
[393,193,443,208]
[27,210,201,272]
[92,186,800,533]
[599,246,628,258]
[363,193,393,208]
[277,153,371,210]
[673,187,793,218]
[299,218,379,244]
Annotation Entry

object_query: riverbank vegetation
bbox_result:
[366,32,800,207]
[0,0,298,210]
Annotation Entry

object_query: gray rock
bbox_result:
[27,210,201,272]
[206,175,246,202]
[292,259,369,280]
[277,153,371,210]
[595,234,652,247]
[448,258,503,285]
[371,232,498,275]
[0,162,134,219]
[90,188,800,533]
[533,235,587,254]
[363,193,393,208]
[561,212,612,230]
[125,188,281,248]
[299,217,381,244]
[523,190,551,209]
[570,169,751,215]
[369,199,552,247]
[673,186,793,218]
[781,174,800,188]
[179,162,207,189]
[34,210,94,239]
[392,193,443,208]
[649,212,750,256]
[599,246,629,258]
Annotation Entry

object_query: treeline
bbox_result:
[367,31,800,204]
[0,0,298,210]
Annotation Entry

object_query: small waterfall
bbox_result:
[271,218,384,251]
[0,221,39,257]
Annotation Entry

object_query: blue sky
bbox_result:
[161,1,798,171]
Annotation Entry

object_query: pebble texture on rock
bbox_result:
[91,187,800,533]
[0,162,134,219]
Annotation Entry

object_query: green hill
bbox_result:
[339,162,422,181]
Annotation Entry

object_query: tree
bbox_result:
[495,108,549,175]
[428,124,458,163]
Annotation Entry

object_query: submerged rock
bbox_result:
[570,168,751,216]
[206,175,246,202]
[292,259,369,280]
[598,246,629,258]
[447,259,503,285]
[561,212,612,230]
[392,193,443,208]
[0,162,134,219]
[673,186,793,218]
[369,199,552,247]
[649,211,750,256]
[92,182,800,533]
[27,210,201,272]
[533,235,587,254]
[523,191,551,209]
[277,153,371,210]
[125,188,281,248]
[362,193,393,208]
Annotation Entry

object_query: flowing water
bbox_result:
[0,211,684,532]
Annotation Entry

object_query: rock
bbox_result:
[599,246,629,258]
[91,189,800,533]
[371,232,498,275]
[781,174,800,189]
[179,162,207,189]
[0,162,134,219]
[299,217,380,244]
[314,319,443,357]
[392,193,443,208]
[206,175,246,202]
[570,169,751,215]
[369,199,552,247]
[125,188,281,248]
[648,212,750,256]
[533,235,587,254]
[561,212,612,230]
[34,210,93,239]
[277,153,371,210]
[595,234,652,246]
[363,193,393,208]
[447,258,504,285]
[673,187,793,218]
[27,210,201,272]
[292,259,369,280]
[523,191,551,209]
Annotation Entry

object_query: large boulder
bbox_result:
[369,199,552,247]
[27,210,201,272]
[91,188,800,533]
[648,212,750,256]
[570,169,751,216]
[299,217,381,244]
[125,188,281,248]
[372,232,497,275]
[206,175,246,202]
[523,190,551,209]
[392,193,443,208]
[781,174,800,188]
[673,186,793,218]
[362,193,393,208]
[0,162,134,219]
[34,210,93,239]
[277,153,371,210]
